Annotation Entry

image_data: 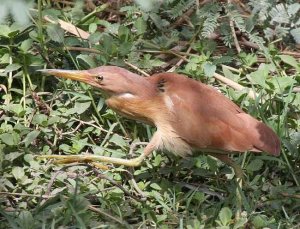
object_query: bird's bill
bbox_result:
[38,69,97,85]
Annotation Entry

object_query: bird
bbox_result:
[38,66,280,178]
[38,65,281,219]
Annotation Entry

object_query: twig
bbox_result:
[71,118,108,133]
[228,0,241,53]
[124,61,150,77]
[213,72,257,99]
[61,122,83,136]
[46,170,64,196]
[123,170,147,200]
[221,64,242,73]
[240,37,259,49]
[168,46,193,72]
[281,192,300,199]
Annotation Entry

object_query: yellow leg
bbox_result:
[37,153,146,167]
[210,154,243,220]
[37,133,160,167]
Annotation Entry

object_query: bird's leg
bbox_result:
[210,154,243,220]
[37,133,159,167]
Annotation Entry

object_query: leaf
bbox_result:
[46,24,64,43]
[134,17,147,35]
[222,66,239,81]
[203,62,216,77]
[77,54,96,68]
[269,77,297,94]
[67,101,91,115]
[109,134,127,148]
[12,167,25,180]
[20,39,33,52]
[32,114,48,126]
[278,55,300,71]
[71,138,88,153]
[89,23,97,33]
[150,183,161,190]
[5,63,22,72]
[246,159,263,172]
[233,218,248,229]
[290,28,300,44]
[22,130,40,147]
[88,31,102,44]
[248,66,269,88]
[287,3,300,16]
[17,210,34,229]
[252,215,268,228]
[89,31,102,44]
[6,104,25,116]
[219,207,232,226]
[0,132,20,146]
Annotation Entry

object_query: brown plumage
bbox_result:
[39,66,280,168]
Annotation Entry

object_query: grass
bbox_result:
[0,1,300,228]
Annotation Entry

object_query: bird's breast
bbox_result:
[155,121,192,157]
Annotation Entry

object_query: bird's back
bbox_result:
[148,73,280,156]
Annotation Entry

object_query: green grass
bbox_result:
[0,1,300,228]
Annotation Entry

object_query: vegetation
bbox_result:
[0,0,299,228]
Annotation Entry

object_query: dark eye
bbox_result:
[96,75,103,81]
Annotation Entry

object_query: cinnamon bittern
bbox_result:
[38,66,280,177]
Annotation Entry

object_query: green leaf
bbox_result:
[233,217,248,229]
[203,62,216,77]
[71,138,88,153]
[134,17,147,35]
[6,104,25,116]
[67,101,91,115]
[77,54,97,68]
[109,134,127,148]
[150,183,161,190]
[17,210,34,229]
[88,31,102,44]
[0,132,20,146]
[89,23,97,33]
[12,167,25,180]
[219,207,232,226]
[22,130,40,147]
[5,63,22,72]
[290,28,300,44]
[252,215,268,228]
[46,24,64,43]
[222,66,239,81]
[20,39,33,52]
[248,66,269,88]
[278,55,300,71]
[269,77,296,94]
[32,114,48,126]
[246,159,263,172]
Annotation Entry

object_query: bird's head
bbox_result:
[39,66,150,97]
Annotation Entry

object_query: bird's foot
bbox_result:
[36,153,145,167]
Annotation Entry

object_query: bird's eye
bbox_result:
[96,75,103,81]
